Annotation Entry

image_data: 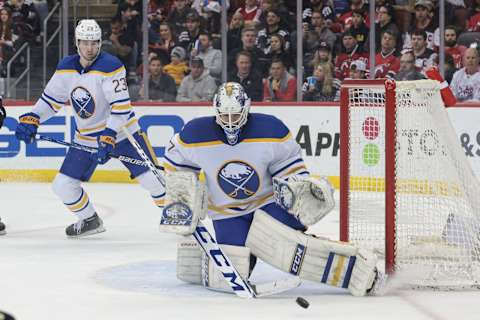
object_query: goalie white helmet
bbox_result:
[213,82,251,145]
[75,19,102,61]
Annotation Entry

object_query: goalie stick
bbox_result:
[121,127,301,298]
[36,134,163,170]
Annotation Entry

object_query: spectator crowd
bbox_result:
[94,0,480,102]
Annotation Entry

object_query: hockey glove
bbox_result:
[0,99,5,129]
[15,112,40,144]
[97,128,116,164]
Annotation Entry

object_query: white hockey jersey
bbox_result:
[31,52,139,147]
[450,68,480,102]
[164,113,309,220]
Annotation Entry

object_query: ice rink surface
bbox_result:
[1,183,479,320]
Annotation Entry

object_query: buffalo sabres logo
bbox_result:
[71,87,95,119]
[217,161,260,200]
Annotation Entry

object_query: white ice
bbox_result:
[0,183,479,320]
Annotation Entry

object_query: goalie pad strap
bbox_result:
[176,238,251,293]
[245,210,378,296]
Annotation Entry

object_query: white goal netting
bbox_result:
[342,80,480,287]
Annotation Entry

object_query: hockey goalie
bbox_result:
[159,82,384,297]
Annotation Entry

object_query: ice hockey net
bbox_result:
[339,79,480,288]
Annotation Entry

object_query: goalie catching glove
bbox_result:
[159,171,208,235]
[273,176,335,226]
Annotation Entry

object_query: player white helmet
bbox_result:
[75,19,102,61]
[213,82,251,145]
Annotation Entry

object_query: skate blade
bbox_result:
[67,226,106,238]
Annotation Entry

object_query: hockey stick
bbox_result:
[121,127,301,298]
[36,134,164,170]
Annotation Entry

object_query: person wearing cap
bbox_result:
[403,0,437,51]
[335,29,369,80]
[177,57,217,102]
[303,9,336,56]
[164,46,189,86]
[305,41,333,76]
[178,10,203,58]
[348,59,367,79]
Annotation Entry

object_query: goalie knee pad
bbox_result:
[176,238,251,293]
[246,210,378,296]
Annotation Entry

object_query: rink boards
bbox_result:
[1,102,480,188]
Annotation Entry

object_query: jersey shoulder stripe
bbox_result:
[242,113,290,141]
[89,52,124,75]
[178,116,224,146]
[56,54,80,73]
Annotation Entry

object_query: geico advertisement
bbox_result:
[0,106,339,176]
[1,105,479,179]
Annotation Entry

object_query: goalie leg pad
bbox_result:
[177,238,203,284]
[160,171,208,235]
[176,238,251,294]
[203,244,251,293]
[245,210,378,296]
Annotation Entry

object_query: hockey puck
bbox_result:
[296,296,309,309]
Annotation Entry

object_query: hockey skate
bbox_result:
[0,217,5,235]
[66,213,105,238]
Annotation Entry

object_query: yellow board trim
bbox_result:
[0,170,135,183]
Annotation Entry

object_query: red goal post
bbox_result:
[339,79,480,287]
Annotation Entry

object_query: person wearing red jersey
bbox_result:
[374,30,400,78]
[335,30,368,80]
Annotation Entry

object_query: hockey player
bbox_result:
[0,97,5,235]
[14,20,165,237]
[160,82,383,296]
